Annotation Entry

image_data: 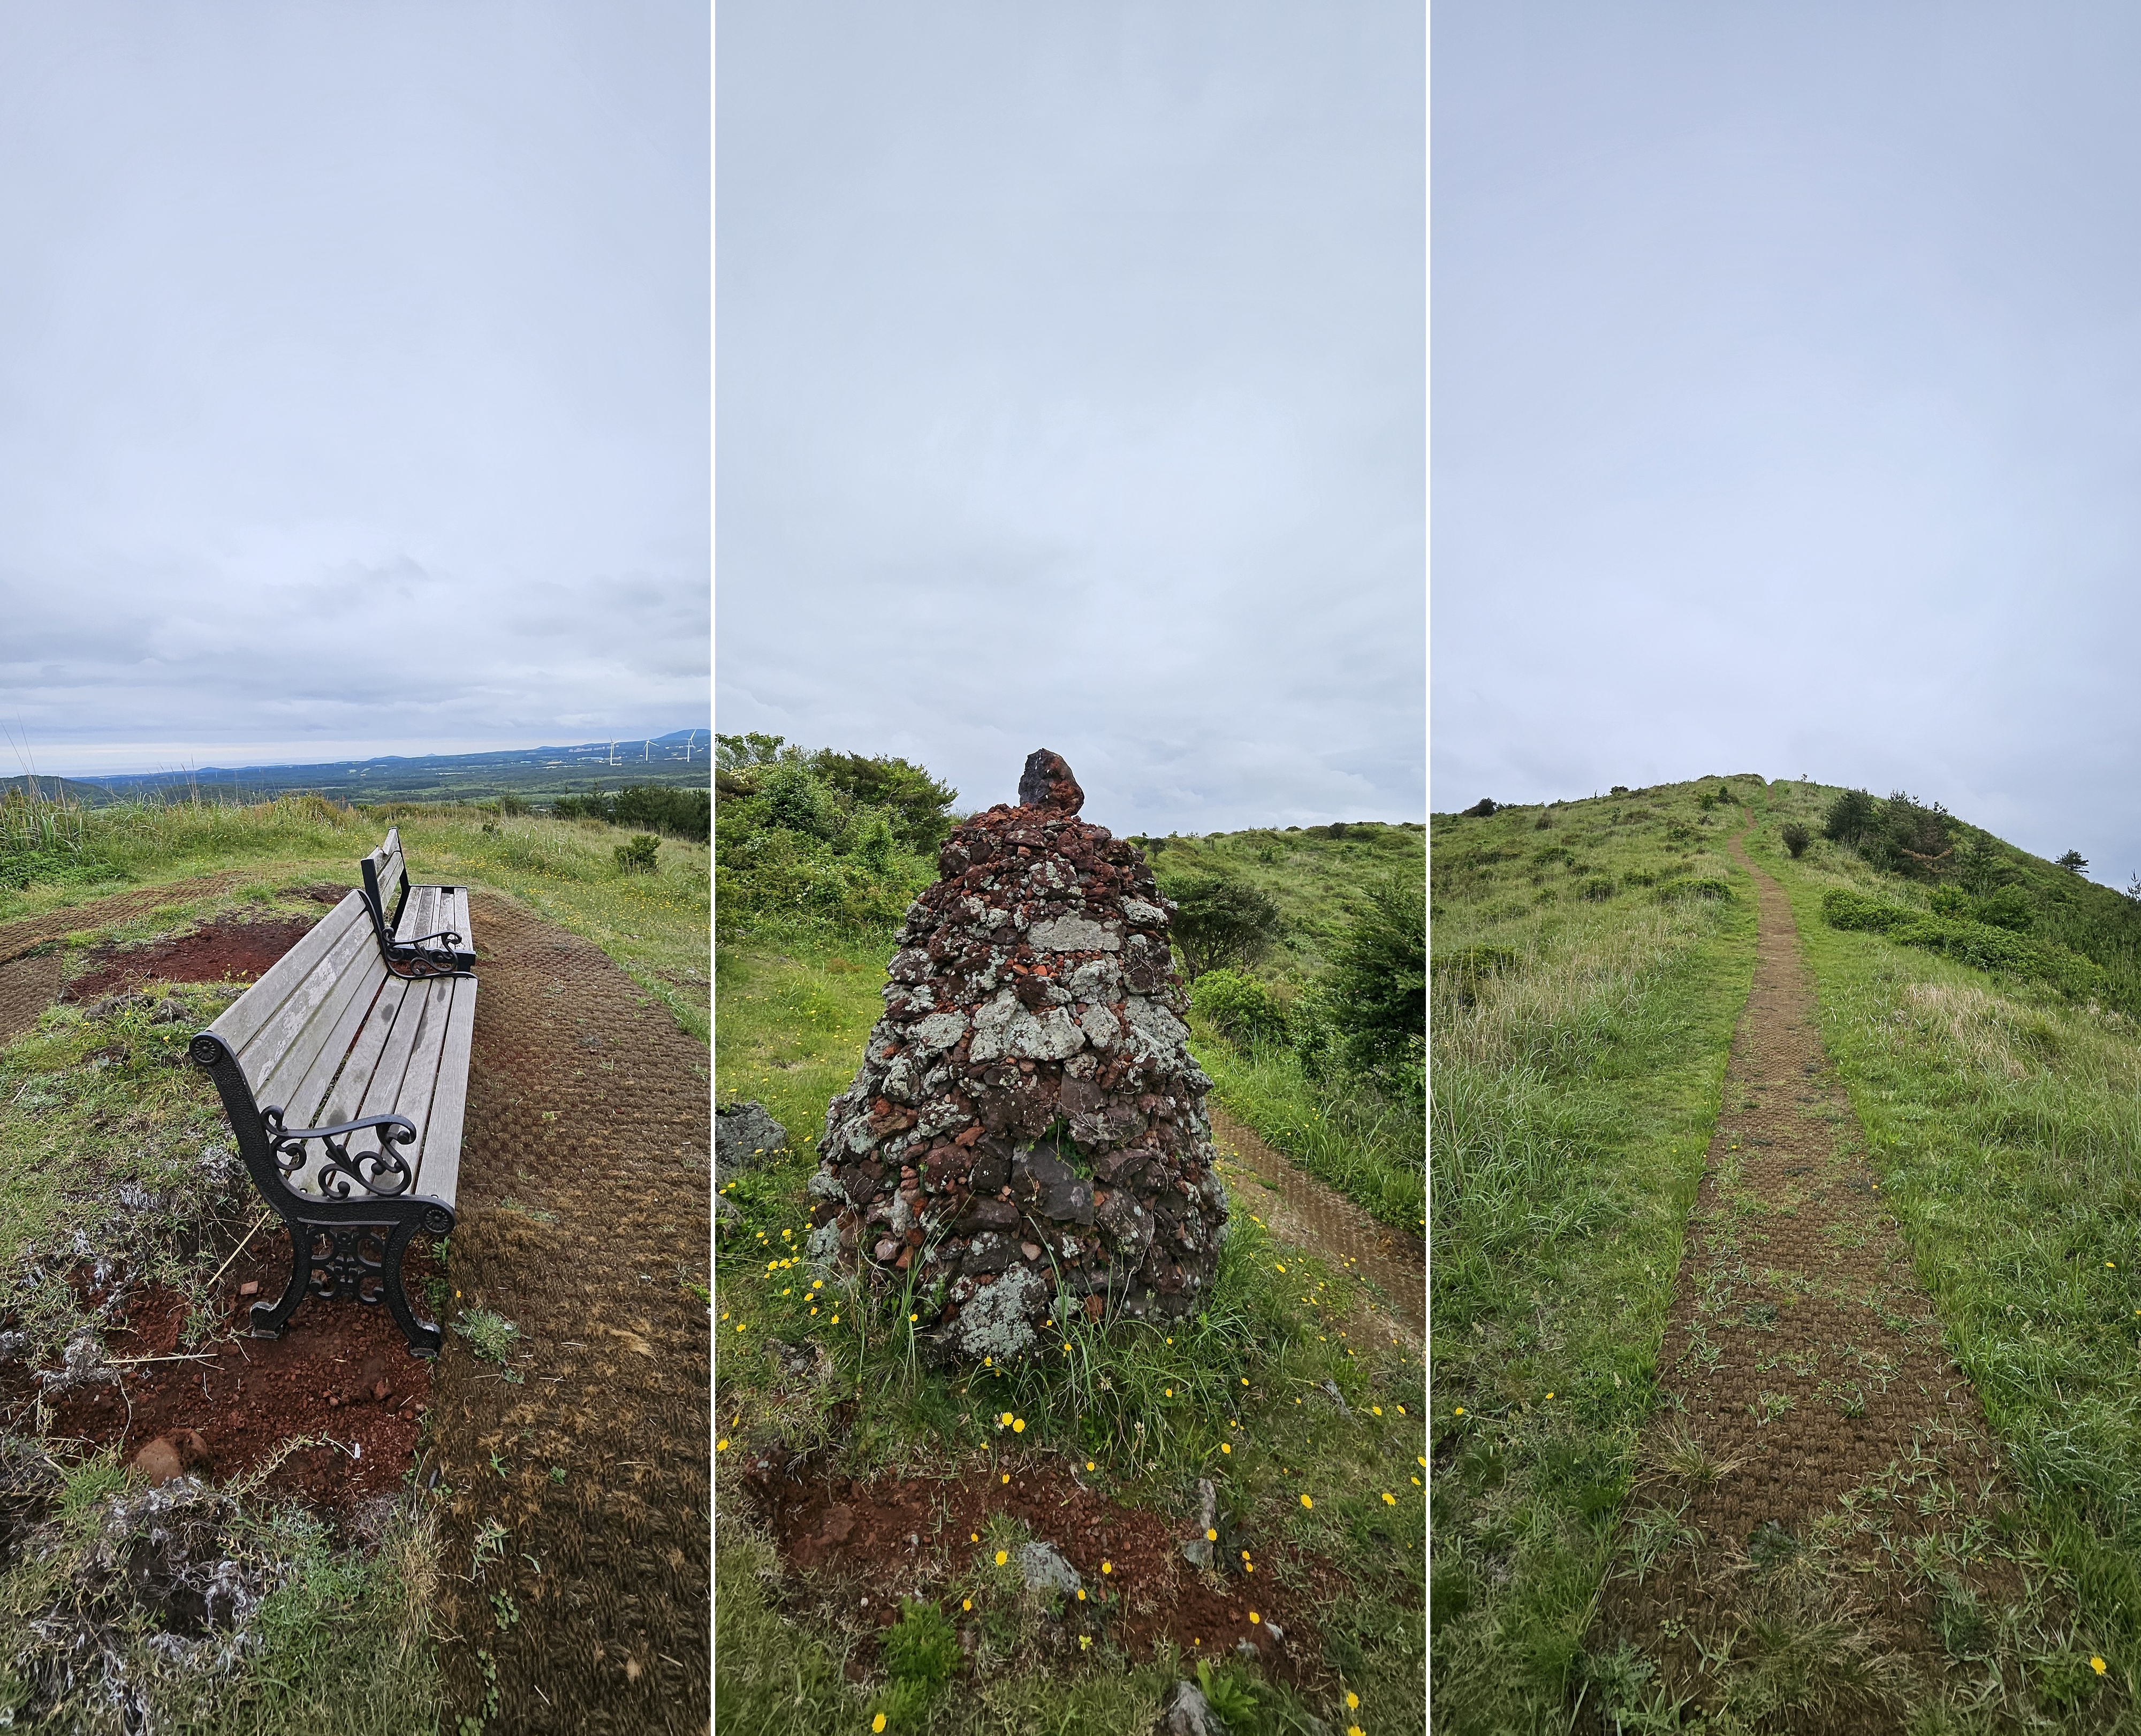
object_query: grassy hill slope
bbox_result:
[1432,771,2141,1730]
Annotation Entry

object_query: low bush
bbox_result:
[1580,876,1616,901]
[1780,822,1810,858]
[1821,888,2107,1000]
[614,833,660,874]
[1187,967,1292,1048]
[1166,875,1284,979]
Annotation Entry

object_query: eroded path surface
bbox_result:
[428,893,710,1733]
[1592,823,2011,1731]
[1206,1106,1423,1346]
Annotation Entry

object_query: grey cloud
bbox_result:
[1,2,707,775]
[716,1,1423,832]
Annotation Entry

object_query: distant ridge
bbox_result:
[4,729,713,807]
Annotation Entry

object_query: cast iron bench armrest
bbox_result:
[258,1106,420,1200]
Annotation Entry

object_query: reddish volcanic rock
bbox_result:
[812,752,1226,1361]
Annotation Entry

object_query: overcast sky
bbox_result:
[1436,5,2141,887]
[715,3,1425,832]
[0,4,708,778]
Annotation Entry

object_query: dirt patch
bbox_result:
[60,915,326,1003]
[740,1446,1345,1689]
[1207,1108,1423,1345]
[423,892,710,1733]
[0,873,256,964]
[1590,814,2015,1731]
[0,949,65,1048]
[24,1237,444,1525]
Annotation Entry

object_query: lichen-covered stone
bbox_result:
[715,1100,788,1185]
[810,751,1227,1361]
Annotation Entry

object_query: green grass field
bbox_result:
[0,793,708,1733]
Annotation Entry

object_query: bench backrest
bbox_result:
[360,827,407,927]
[199,888,465,1202]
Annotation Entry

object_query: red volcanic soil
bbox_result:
[26,1234,444,1525]
[61,912,331,1004]
[740,1442,1355,1692]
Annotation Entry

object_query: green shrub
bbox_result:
[1189,967,1293,1048]
[1822,888,2106,999]
[1780,822,1810,858]
[614,833,660,874]
[1824,788,1877,846]
[1580,876,1615,901]
[1166,875,1284,978]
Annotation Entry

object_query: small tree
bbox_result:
[2058,849,2089,876]
[1167,876,1282,979]
[1780,822,1810,858]
[1824,789,1876,846]
[1323,874,1425,1073]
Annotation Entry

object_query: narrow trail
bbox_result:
[1206,1105,1424,1346]
[427,893,710,1733]
[1591,810,2013,1730]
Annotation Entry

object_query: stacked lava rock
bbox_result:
[810,751,1228,1362]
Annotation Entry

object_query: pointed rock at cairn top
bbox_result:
[1017,749,1084,815]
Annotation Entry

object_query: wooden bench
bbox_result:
[189,835,476,1356]
[360,825,475,974]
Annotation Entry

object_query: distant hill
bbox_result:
[5,729,712,808]
[1143,818,1425,984]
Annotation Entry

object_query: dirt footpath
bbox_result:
[428,893,710,1734]
[1591,818,2013,1731]
[0,873,257,1044]
[1206,1106,1423,1346]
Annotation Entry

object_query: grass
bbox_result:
[1430,769,2141,1729]
[1428,775,1759,1731]
[714,922,1425,1733]
[0,790,710,1731]
[0,1443,445,1733]
[1144,821,1425,1233]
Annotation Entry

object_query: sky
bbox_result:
[715,3,1426,832]
[0,3,709,778]
[1436,5,2141,888]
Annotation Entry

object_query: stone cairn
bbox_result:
[810,751,1228,1362]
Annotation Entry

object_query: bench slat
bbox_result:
[267,952,392,1132]
[210,899,374,1089]
[385,975,462,1197]
[321,976,414,1127]
[281,975,419,1199]
[445,888,472,953]
[412,975,474,1210]
[393,883,437,946]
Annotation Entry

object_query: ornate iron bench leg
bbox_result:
[380,1218,444,1358]
[250,1212,312,1339]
